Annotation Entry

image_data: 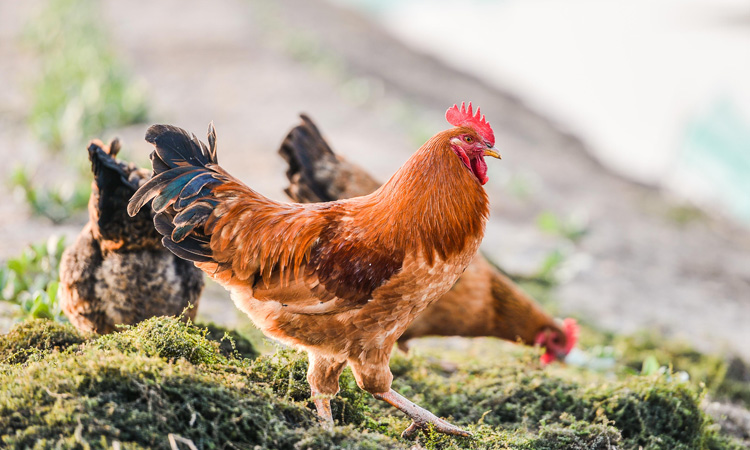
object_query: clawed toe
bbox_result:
[401,422,421,439]
[400,418,471,439]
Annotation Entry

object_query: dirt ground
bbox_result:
[1,0,749,363]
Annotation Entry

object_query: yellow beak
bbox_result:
[484,147,501,159]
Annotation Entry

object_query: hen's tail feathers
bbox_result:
[127,123,222,263]
[89,139,142,230]
[279,114,339,203]
[88,139,131,192]
[279,115,382,203]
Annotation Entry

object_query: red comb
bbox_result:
[445,102,495,147]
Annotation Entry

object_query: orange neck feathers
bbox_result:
[362,130,490,265]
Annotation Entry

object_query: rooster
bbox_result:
[280,115,578,363]
[128,103,499,438]
[60,139,204,334]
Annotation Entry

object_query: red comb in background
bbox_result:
[539,318,579,365]
[445,102,495,147]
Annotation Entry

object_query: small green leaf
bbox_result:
[46,280,59,303]
[537,211,562,234]
[642,355,660,376]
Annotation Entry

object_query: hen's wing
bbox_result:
[279,114,381,203]
[129,124,403,315]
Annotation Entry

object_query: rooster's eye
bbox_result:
[464,136,473,143]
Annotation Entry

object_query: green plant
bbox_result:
[536,211,588,243]
[534,249,566,286]
[9,165,90,224]
[0,236,66,321]
[25,0,148,153]
[13,0,149,223]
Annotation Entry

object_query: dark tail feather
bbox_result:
[88,139,150,236]
[128,123,223,264]
[278,114,381,203]
[172,202,216,242]
[162,236,214,263]
[278,114,338,203]
[127,166,197,217]
[146,124,218,172]
[89,139,133,192]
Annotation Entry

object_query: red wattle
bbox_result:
[471,156,488,185]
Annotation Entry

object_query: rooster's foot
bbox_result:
[373,389,470,439]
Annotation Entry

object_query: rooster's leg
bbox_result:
[373,389,471,439]
[311,389,333,429]
[307,352,347,429]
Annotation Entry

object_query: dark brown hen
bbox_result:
[59,139,204,334]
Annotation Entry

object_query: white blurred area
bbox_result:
[333,0,750,224]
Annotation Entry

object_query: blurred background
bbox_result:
[0,0,748,392]
[336,0,750,224]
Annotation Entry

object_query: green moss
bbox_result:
[1,351,313,449]
[0,317,744,449]
[387,350,736,449]
[197,321,259,360]
[0,317,404,449]
[247,349,369,426]
[0,319,86,364]
[93,316,229,366]
[535,419,622,450]
[595,378,704,449]
[291,426,405,450]
[581,327,750,410]
[417,420,621,450]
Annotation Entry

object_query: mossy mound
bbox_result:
[385,351,743,450]
[93,316,230,365]
[0,317,258,365]
[0,317,744,449]
[0,319,87,364]
[2,352,305,449]
[0,349,403,449]
[581,327,750,411]
[0,317,403,449]
[247,349,369,426]
[198,321,259,360]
